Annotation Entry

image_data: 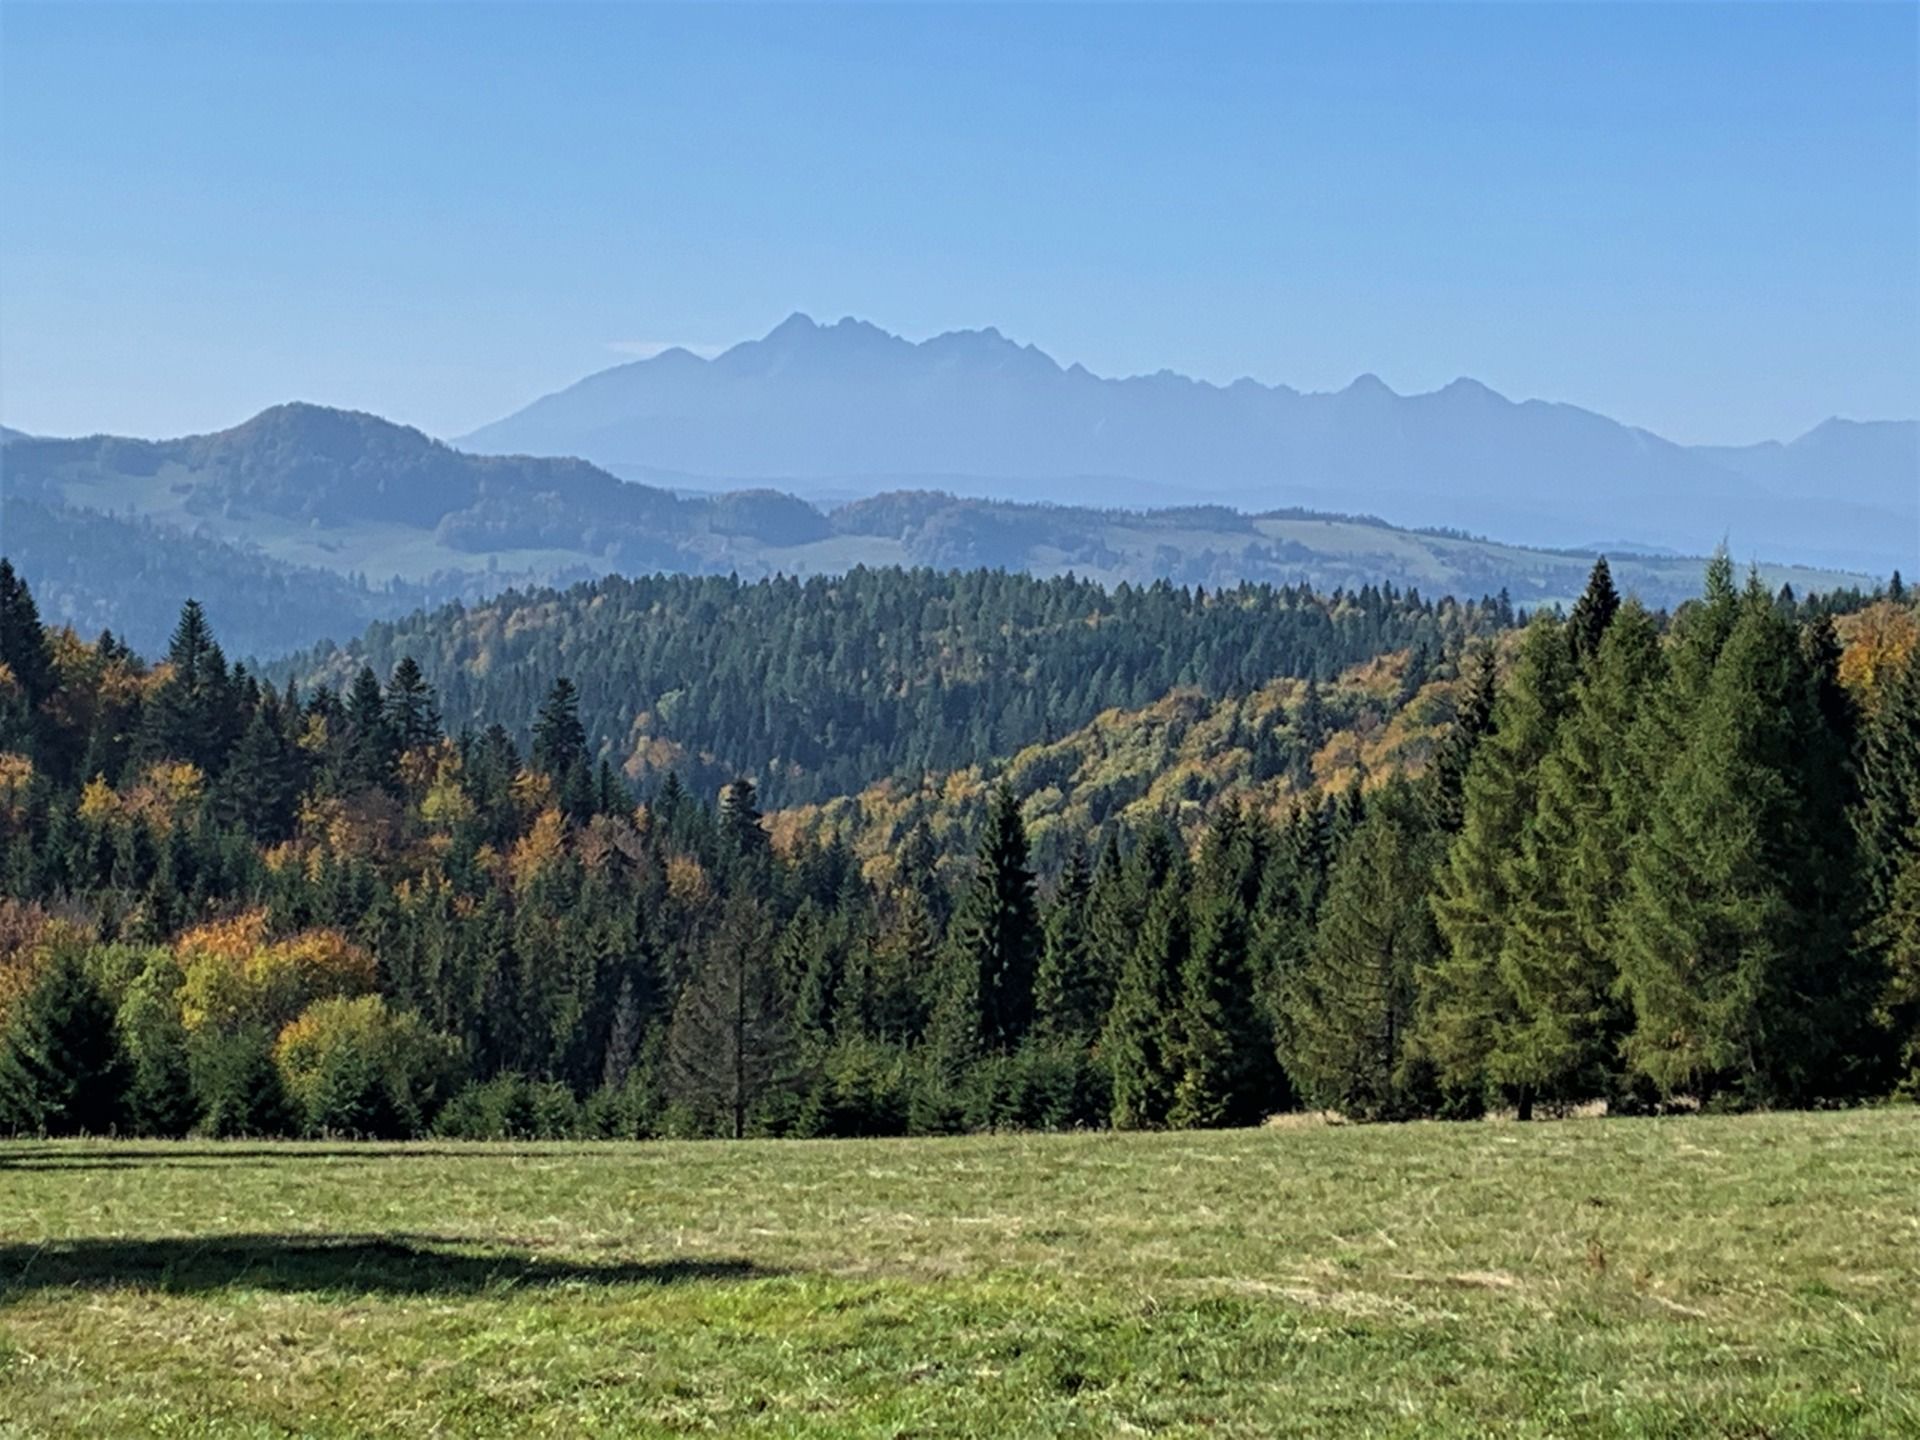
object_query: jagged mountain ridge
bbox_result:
[461,314,1916,573]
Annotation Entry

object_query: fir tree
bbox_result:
[1164,806,1274,1126]
[0,560,55,760]
[118,952,197,1137]
[384,656,441,754]
[1492,602,1663,1107]
[1424,645,1497,835]
[345,664,397,791]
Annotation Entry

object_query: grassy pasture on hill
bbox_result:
[1,1111,1915,1438]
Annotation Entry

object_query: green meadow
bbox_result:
[2,1109,1915,1438]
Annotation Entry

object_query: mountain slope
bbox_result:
[462,315,1916,573]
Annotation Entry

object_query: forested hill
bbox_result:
[0,555,1914,1144]
[279,568,1515,808]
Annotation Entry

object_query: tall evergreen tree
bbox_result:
[532,676,588,779]
[1424,645,1497,835]
[1618,592,1867,1105]
[385,656,441,755]
[1165,806,1275,1126]
[1103,870,1189,1129]
[1492,601,1663,1107]
[0,560,55,760]
[941,784,1042,1054]
[1281,789,1439,1119]
[0,946,130,1135]
[666,891,792,1138]
[1566,556,1621,675]
[1423,615,1574,1112]
[1034,842,1100,1042]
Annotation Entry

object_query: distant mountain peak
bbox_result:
[1342,372,1396,398]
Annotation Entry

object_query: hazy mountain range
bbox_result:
[461,314,1916,575]
[0,399,1877,660]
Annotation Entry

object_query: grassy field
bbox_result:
[1,1111,1915,1438]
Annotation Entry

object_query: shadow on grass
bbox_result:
[0,1145,587,1171]
[0,1234,773,1303]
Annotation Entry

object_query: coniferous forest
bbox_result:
[0,554,1914,1140]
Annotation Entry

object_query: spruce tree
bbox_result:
[1169,806,1276,1127]
[941,784,1042,1053]
[345,664,397,791]
[1103,872,1188,1128]
[1423,615,1574,1110]
[385,656,441,755]
[666,891,792,1138]
[0,560,55,761]
[532,676,588,779]
[1281,790,1439,1119]
[1617,592,1867,1105]
[1424,645,1497,835]
[1566,556,1621,675]
[1492,602,1662,1107]
[1034,842,1100,1042]
[0,946,130,1135]
[119,952,197,1137]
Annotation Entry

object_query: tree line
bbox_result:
[0,556,1913,1139]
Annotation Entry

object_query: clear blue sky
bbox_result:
[2,2,1914,445]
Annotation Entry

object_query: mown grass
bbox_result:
[1,1109,1915,1437]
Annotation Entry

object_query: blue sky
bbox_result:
[2,2,1914,445]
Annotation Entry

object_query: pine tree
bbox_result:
[1281,791,1439,1119]
[1423,615,1574,1111]
[666,891,793,1138]
[941,784,1042,1054]
[0,946,130,1135]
